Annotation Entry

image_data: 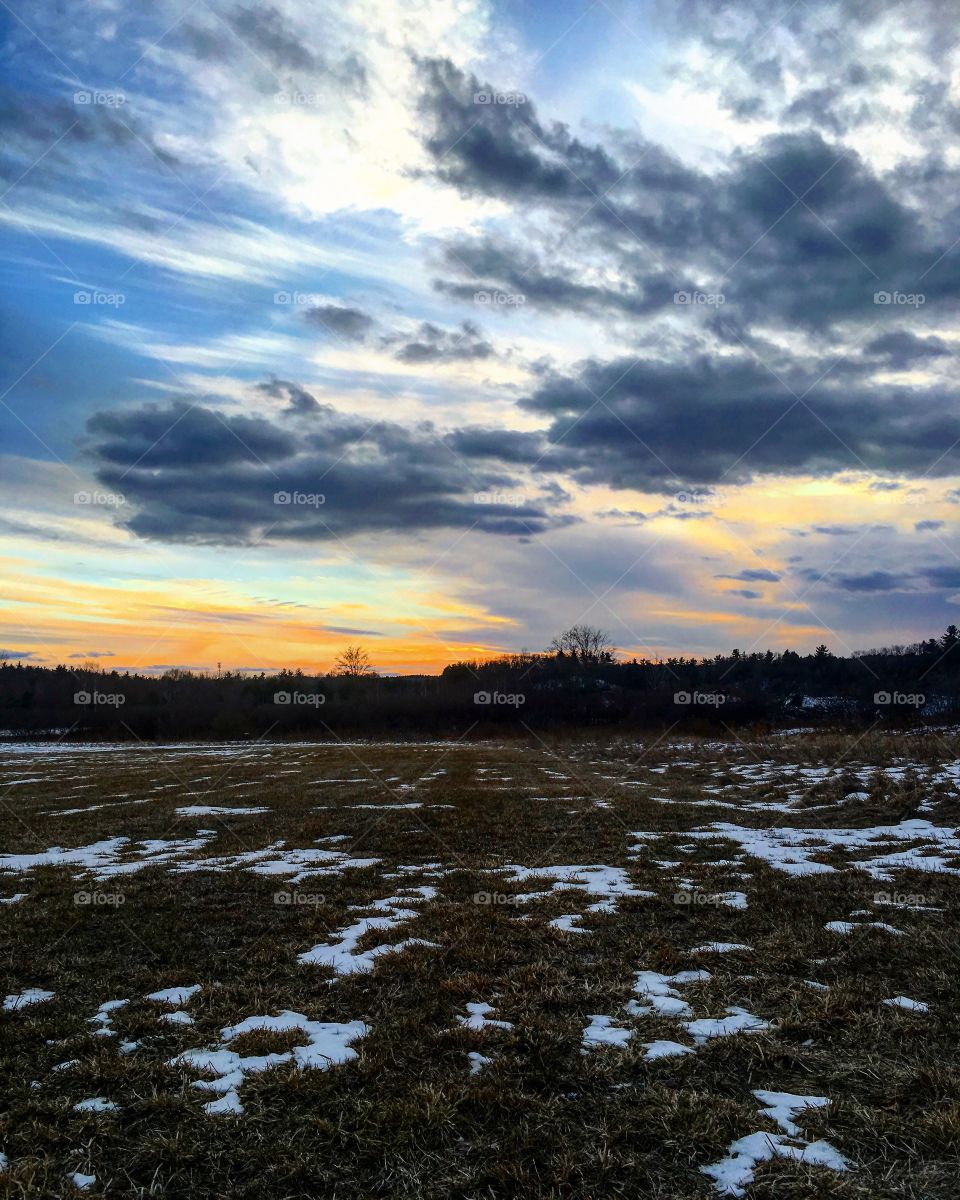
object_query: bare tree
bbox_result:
[549,624,615,663]
[334,645,375,677]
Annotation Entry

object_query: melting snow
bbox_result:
[549,914,587,933]
[684,1007,769,1044]
[702,1131,848,1196]
[90,998,128,1036]
[74,1097,118,1113]
[635,819,960,880]
[298,895,436,975]
[4,987,54,1010]
[495,864,647,905]
[582,1014,633,1048]
[825,920,903,936]
[753,1089,829,1136]
[175,806,269,816]
[630,970,710,1018]
[459,1002,513,1032]
[146,985,201,1006]
[883,995,929,1012]
[641,1039,694,1060]
[171,1010,369,1116]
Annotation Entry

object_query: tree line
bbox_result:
[2,625,959,739]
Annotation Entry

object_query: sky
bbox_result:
[2,0,960,675]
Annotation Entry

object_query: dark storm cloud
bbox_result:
[176,7,367,92]
[445,427,544,464]
[304,305,497,364]
[834,571,905,592]
[85,397,567,545]
[922,566,960,588]
[387,320,494,364]
[256,379,320,415]
[87,402,298,468]
[305,304,376,341]
[717,568,781,582]
[434,239,679,319]
[416,57,960,331]
[863,330,950,364]
[416,57,696,204]
[516,353,960,491]
[811,524,893,535]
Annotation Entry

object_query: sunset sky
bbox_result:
[2,0,960,675]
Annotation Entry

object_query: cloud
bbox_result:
[87,402,298,468]
[418,52,960,335]
[86,394,569,544]
[517,354,960,491]
[864,330,950,364]
[388,320,493,364]
[256,379,321,415]
[834,570,906,592]
[811,523,893,535]
[923,566,960,588]
[717,568,781,582]
[305,305,376,341]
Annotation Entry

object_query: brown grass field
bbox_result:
[1,730,959,1197]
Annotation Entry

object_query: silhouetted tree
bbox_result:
[334,645,375,677]
[549,624,615,664]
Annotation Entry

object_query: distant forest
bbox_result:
[2,625,960,740]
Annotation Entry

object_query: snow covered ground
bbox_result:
[0,734,957,1195]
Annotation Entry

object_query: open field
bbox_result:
[2,732,960,1198]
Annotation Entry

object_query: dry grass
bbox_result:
[1,732,959,1197]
